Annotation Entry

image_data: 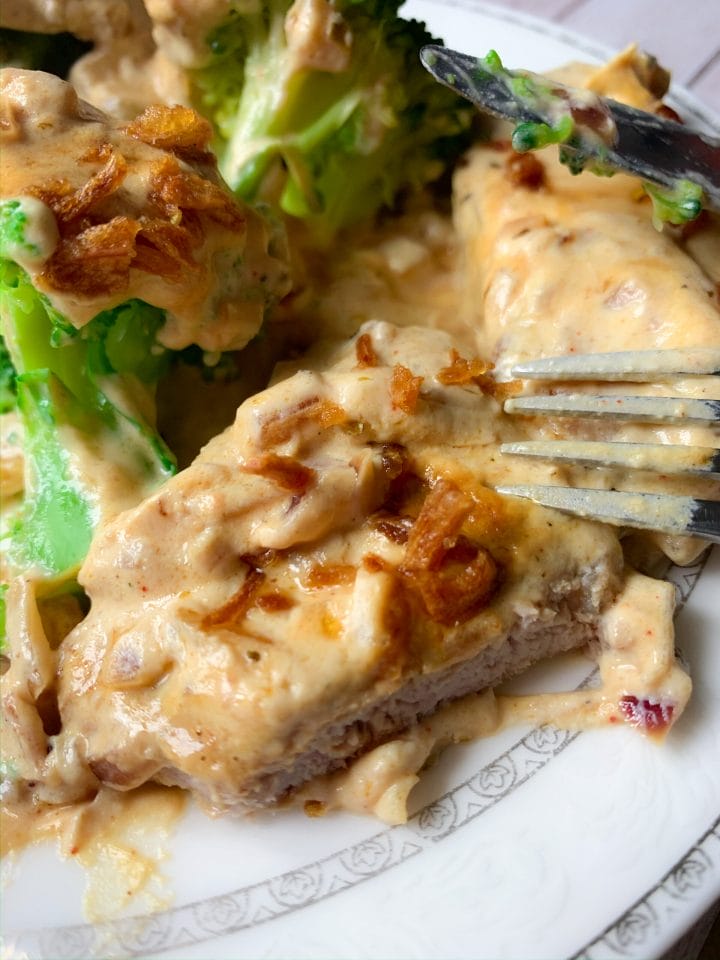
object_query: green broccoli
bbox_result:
[0,333,15,413]
[0,200,176,587]
[644,179,704,228]
[191,0,473,234]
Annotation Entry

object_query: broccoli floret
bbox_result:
[0,255,176,584]
[644,178,704,228]
[192,0,473,233]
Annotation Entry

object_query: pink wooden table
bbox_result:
[494,0,720,114]
[485,3,719,958]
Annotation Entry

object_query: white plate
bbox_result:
[3,4,720,958]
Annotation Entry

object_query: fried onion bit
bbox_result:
[29,143,128,228]
[39,216,141,297]
[123,105,215,163]
[390,364,423,414]
[259,397,346,447]
[149,156,246,232]
[437,349,492,387]
[201,567,265,630]
[400,478,498,625]
[134,218,199,279]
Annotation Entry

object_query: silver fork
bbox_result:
[496,348,720,543]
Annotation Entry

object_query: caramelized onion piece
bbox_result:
[304,564,357,589]
[202,568,265,630]
[39,216,140,296]
[29,143,127,228]
[401,479,498,625]
[505,151,546,190]
[260,397,346,447]
[436,349,493,387]
[241,453,316,494]
[123,105,214,163]
[149,156,245,232]
[135,219,198,272]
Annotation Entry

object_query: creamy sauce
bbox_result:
[276,205,475,351]
[301,571,688,824]
[0,196,59,271]
[453,94,720,564]
[2,785,185,921]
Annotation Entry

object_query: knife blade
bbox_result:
[420,44,720,216]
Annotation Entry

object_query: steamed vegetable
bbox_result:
[644,179,704,228]
[0,201,176,586]
[191,0,473,232]
[0,334,15,412]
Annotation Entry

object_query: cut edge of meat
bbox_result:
[154,558,613,812]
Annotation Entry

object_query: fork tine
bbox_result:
[510,348,720,381]
[495,485,720,542]
[500,440,720,476]
[504,394,720,423]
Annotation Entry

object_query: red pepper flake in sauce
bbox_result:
[355,332,378,368]
[241,452,316,494]
[390,364,423,414]
[618,695,675,732]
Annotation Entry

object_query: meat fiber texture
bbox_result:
[32,322,623,812]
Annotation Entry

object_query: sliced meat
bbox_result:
[44,322,625,813]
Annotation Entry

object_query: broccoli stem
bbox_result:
[1,263,176,581]
[12,372,95,576]
[193,1,473,233]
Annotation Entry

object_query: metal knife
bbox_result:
[420,44,720,216]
